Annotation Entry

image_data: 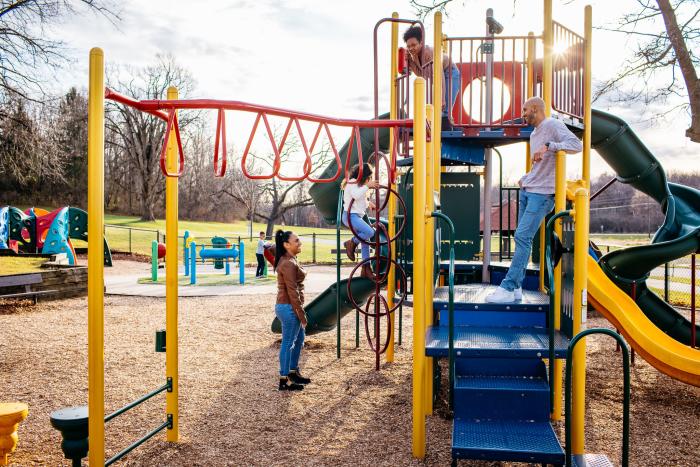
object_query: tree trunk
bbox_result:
[657,0,700,143]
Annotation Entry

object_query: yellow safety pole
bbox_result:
[571,187,590,455]
[526,31,535,174]
[387,11,399,363]
[582,6,593,186]
[543,0,553,118]
[165,86,179,442]
[540,1,553,292]
[87,47,105,467]
[424,104,435,415]
[433,11,443,186]
[552,150,566,421]
[412,77,427,459]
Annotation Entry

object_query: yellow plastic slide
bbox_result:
[587,255,700,386]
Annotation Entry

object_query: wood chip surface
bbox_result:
[1,260,698,466]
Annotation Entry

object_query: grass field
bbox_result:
[0,257,49,275]
[138,272,276,286]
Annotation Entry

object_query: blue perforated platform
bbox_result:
[425,325,569,358]
[572,454,614,467]
[452,419,564,464]
[433,284,548,311]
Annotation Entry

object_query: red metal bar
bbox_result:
[213,109,227,177]
[276,117,312,182]
[159,110,185,177]
[307,123,342,183]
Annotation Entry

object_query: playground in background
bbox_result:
[0,206,113,266]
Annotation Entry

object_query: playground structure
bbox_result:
[0,206,112,266]
[183,231,245,285]
[68,1,700,466]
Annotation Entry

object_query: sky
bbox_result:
[47,0,698,184]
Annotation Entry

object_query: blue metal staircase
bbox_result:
[426,284,569,466]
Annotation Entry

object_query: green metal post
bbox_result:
[336,191,343,359]
[151,240,158,282]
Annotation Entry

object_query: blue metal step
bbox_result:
[425,325,570,358]
[434,284,548,327]
[454,374,550,421]
[572,454,614,467]
[452,419,564,464]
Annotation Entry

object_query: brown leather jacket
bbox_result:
[276,253,306,319]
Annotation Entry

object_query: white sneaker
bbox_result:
[514,288,523,300]
[485,286,516,303]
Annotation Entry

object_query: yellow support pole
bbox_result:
[433,12,443,138]
[424,104,435,415]
[571,187,590,455]
[543,0,553,118]
[165,86,179,442]
[526,31,535,173]
[582,6,593,186]
[541,0,554,291]
[387,11,399,364]
[87,46,105,467]
[412,77,427,459]
[552,150,566,421]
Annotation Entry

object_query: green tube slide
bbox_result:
[591,108,700,346]
[271,277,375,336]
[309,113,392,224]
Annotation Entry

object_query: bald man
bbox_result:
[486,97,582,303]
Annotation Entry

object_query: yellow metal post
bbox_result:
[552,150,566,420]
[582,6,593,186]
[433,12,443,138]
[526,31,535,173]
[424,104,435,415]
[87,47,105,467]
[543,0,553,118]
[412,78,427,459]
[542,0,554,291]
[165,86,179,441]
[572,187,590,454]
[387,11,399,363]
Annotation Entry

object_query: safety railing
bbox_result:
[105,89,412,183]
[431,211,456,410]
[565,329,630,467]
[545,209,572,411]
[552,21,585,120]
[104,378,173,466]
[444,35,540,133]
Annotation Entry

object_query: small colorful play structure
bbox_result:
[182,231,245,285]
[66,1,699,465]
[0,206,112,266]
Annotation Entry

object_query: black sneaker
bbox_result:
[279,377,304,391]
[288,370,311,385]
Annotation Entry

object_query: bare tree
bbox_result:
[105,55,199,220]
[595,0,699,142]
[222,132,333,237]
[410,0,700,143]
[0,0,120,101]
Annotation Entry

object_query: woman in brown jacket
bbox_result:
[274,230,311,391]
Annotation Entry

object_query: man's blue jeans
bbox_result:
[443,64,461,117]
[342,211,375,261]
[275,303,305,377]
[500,190,555,292]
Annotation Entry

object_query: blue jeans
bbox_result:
[275,303,305,377]
[342,212,375,261]
[444,64,461,117]
[500,190,555,291]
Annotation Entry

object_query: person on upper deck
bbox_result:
[403,25,461,128]
[485,96,583,304]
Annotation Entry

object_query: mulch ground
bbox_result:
[1,261,699,466]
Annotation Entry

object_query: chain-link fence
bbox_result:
[103,225,360,266]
